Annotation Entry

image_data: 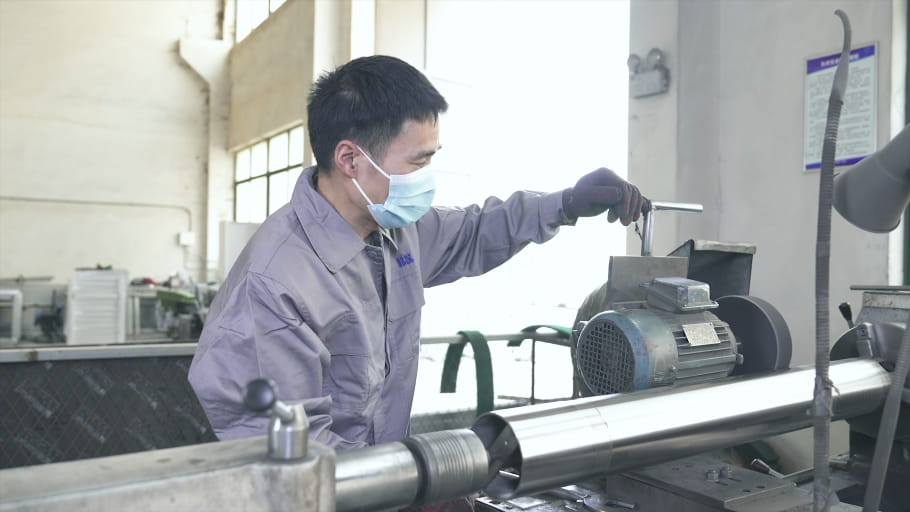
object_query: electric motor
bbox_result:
[574,277,792,396]
[575,308,739,395]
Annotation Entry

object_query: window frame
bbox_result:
[233,125,305,223]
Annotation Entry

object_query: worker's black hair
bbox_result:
[307,55,448,173]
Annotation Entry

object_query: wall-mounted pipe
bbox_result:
[0,195,192,231]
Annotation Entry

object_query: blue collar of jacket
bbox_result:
[292,166,398,273]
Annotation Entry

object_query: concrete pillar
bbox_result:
[312,0,353,77]
[375,0,425,68]
[627,0,681,257]
[627,0,901,473]
[179,39,232,282]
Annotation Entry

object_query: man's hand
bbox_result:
[562,167,647,226]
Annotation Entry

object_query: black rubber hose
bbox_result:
[813,10,851,512]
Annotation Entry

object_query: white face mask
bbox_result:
[351,145,436,229]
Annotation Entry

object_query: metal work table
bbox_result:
[0,341,197,363]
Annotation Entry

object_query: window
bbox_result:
[235,0,287,42]
[234,126,305,223]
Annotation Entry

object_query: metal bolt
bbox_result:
[705,469,720,482]
[720,466,733,479]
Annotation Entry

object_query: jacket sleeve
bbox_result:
[188,272,368,451]
[415,190,566,287]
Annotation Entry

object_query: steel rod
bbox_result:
[473,358,891,499]
[335,442,421,512]
[639,201,703,256]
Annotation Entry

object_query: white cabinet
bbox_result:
[65,270,128,345]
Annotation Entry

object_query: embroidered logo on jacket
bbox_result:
[396,253,415,268]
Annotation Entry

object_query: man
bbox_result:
[189,55,645,450]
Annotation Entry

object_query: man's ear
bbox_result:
[333,140,359,178]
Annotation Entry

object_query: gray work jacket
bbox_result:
[189,166,564,449]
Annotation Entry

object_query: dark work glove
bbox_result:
[561,167,648,226]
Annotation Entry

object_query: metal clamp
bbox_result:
[640,201,703,256]
[244,378,309,460]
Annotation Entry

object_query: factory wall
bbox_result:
[229,0,316,150]
[0,0,453,296]
[0,0,222,285]
[629,0,906,471]
[228,0,382,151]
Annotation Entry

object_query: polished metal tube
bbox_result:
[335,442,420,512]
[473,359,891,499]
[650,201,704,213]
[335,430,490,512]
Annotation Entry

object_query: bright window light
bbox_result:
[268,132,289,172]
[289,127,305,165]
[250,141,267,178]
[268,171,289,215]
[236,0,275,42]
[234,148,251,181]
[234,125,306,223]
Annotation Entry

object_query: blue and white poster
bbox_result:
[803,44,876,171]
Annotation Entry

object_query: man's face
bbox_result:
[356,118,441,205]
